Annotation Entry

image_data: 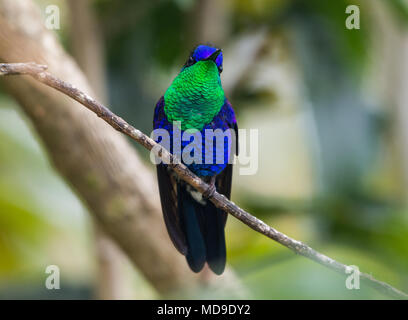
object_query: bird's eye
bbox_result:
[187,56,195,66]
[218,65,223,73]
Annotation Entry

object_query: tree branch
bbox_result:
[0,0,244,296]
[0,62,407,300]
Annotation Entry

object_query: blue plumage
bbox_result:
[153,45,237,275]
[153,96,236,176]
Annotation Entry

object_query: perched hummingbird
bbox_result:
[153,45,238,275]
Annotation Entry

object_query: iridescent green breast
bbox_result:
[164,60,225,131]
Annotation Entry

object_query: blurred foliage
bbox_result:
[0,97,93,297]
[0,0,407,299]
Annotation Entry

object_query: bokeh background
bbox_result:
[0,0,407,299]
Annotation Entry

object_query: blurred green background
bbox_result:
[0,0,407,299]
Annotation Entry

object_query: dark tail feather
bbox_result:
[178,184,206,273]
[203,202,226,275]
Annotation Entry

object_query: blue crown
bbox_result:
[193,45,223,69]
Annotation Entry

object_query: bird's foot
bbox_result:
[203,177,216,199]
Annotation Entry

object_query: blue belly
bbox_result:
[179,126,232,176]
[153,98,235,177]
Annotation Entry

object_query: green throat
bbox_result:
[164,60,225,131]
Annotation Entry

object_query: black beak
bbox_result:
[204,49,222,62]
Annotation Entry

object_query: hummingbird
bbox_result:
[153,45,238,275]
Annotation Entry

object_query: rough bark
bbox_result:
[0,0,198,294]
[67,0,134,300]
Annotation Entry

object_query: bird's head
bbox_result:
[164,44,225,130]
[182,45,223,74]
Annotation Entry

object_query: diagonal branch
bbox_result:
[0,62,406,300]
